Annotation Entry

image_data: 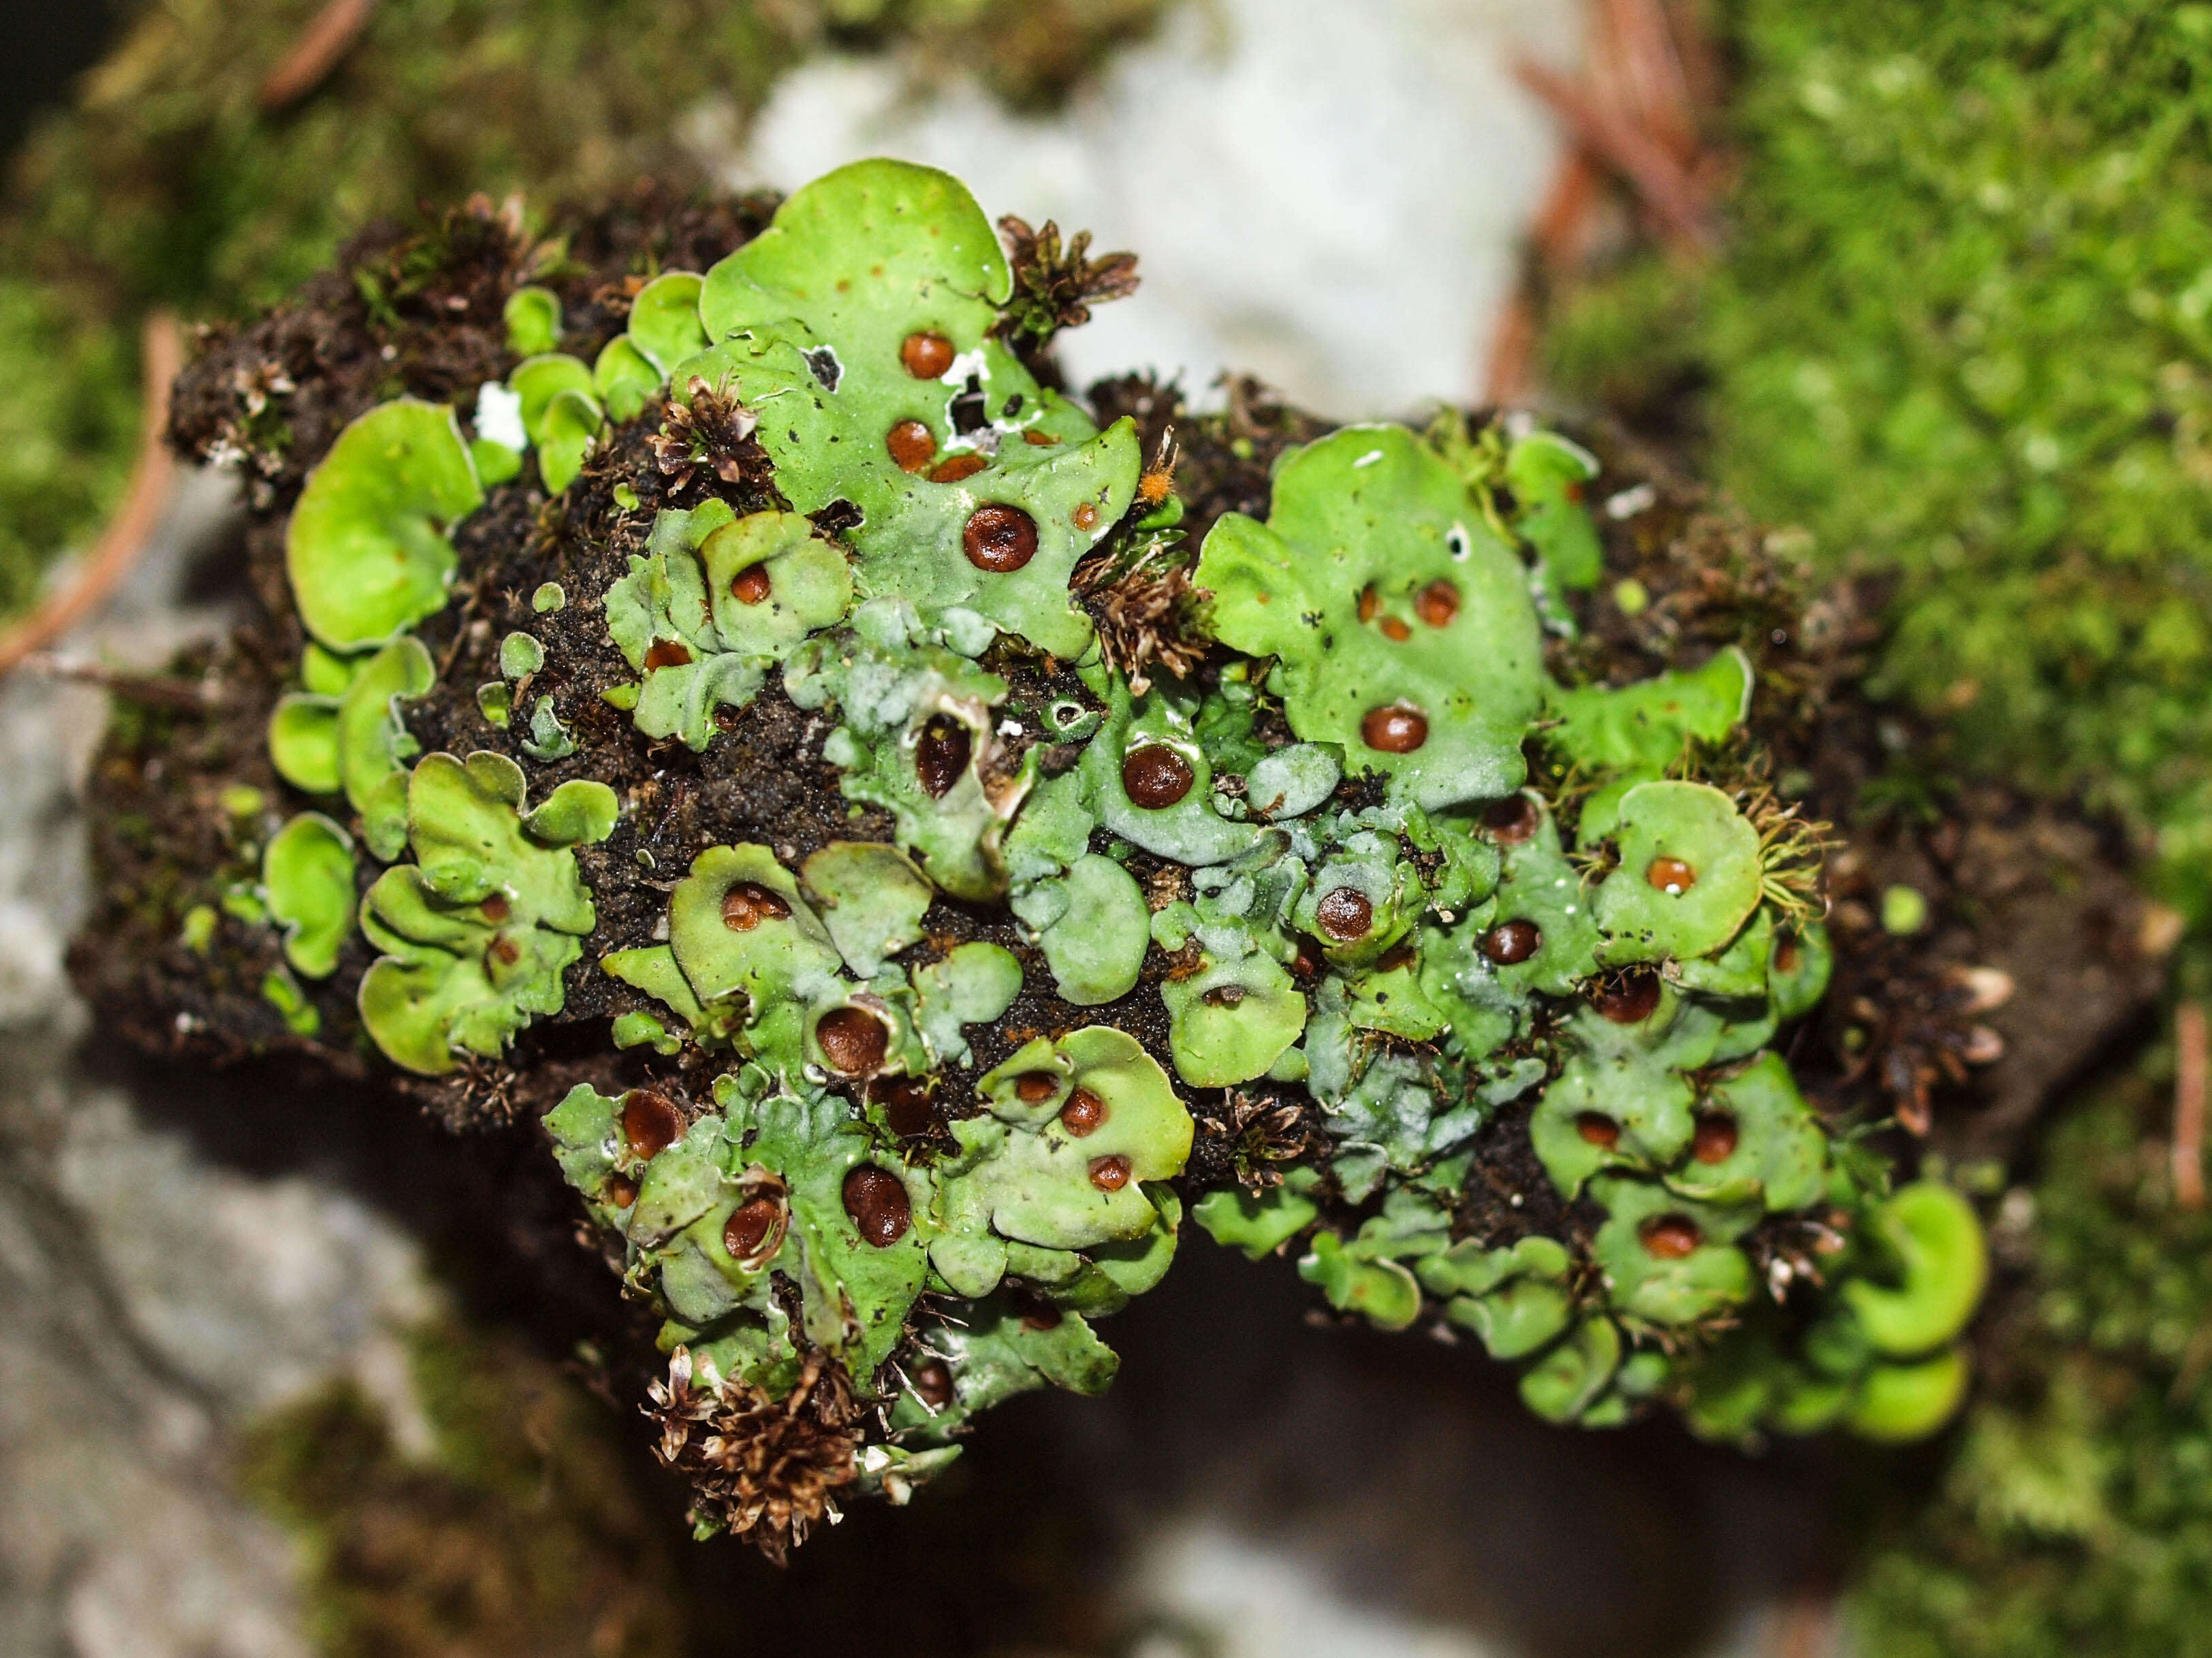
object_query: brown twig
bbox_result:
[0,313,183,679]
[1771,1593,1837,1658]
[1486,152,1605,400]
[1486,0,1721,398]
[2175,1000,2207,1209]
[1483,290,1541,406]
[1600,0,1701,163]
[1514,58,1718,251]
[257,0,377,112]
[15,653,217,712]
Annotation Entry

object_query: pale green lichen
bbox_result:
[687,159,1139,660]
[1197,425,1546,810]
[357,753,617,1074]
[502,285,561,357]
[262,812,357,979]
[603,501,853,749]
[544,1021,1191,1467]
[285,400,484,651]
[787,603,1030,901]
[1679,1179,1985,1446]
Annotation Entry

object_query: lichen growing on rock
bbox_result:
[80,158,2014,1555]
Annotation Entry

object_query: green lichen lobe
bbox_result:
[357,753,616,1074]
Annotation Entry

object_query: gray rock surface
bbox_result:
[0,476,434,1658]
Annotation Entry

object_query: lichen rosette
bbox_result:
[158,159,1985,1552]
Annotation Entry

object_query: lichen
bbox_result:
[1196,425,1545,812]
[684,159,1141,661]
[112,157,1987,1555]
[262,812,356,979]
[285,400,485,651]
[357,753,616,1074]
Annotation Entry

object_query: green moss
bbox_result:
[238,1320,688,1658]
[1545,0,2212,933]
[1846,1068,2212,1655]
[0,277,136,617]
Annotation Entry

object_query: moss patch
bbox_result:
[238,1320,689,1658]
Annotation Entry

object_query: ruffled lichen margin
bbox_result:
[78,160,2010,1557]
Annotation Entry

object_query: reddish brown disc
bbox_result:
[1692,1113,1740,1164]
[1021,1301,1064,1331]
[605,1170,640,1209]
[621,1089,684,1160]
[481,893,511,922]
[874,1077,940,1138]
[644,638,693,670]
[1379,616,1411,642]
[911,1358,955,1408]
[1024,429,1059,446]
[1594,968,1662,1024]
[1482,793,1540,843]
[487,936,521,968]
[963,503,1038,571]
[1121,744,1195,808]
[1088,1153,1133,1191]
[1059,1087,1107,1136]
[1014,1070,1062,1102]
[842,1165,912,1246]
[1357,585,1379,623]
[900,330,955,378]
[885,418,937,473]
[816,1006,889,1074]
[723,1196,783,1261]
[1360,705,1429,753]
[1481,918,1542,965]
[915,715,972,797]
[729,562,773,605]
[722,880,791,931]
[1647,855,1698,895]
[1073,502,1100,530]
[1641,1215,1703,1259]
[1314,887,1374,942]
[1773,934,1802,973]
[929,451,990,484]
[1417,579,1461,627]
[1576,1113,1621,1148]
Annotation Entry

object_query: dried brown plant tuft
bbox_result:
[650,377,768,492]
[644,1348,861,1564]
[995,214,1140,350]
